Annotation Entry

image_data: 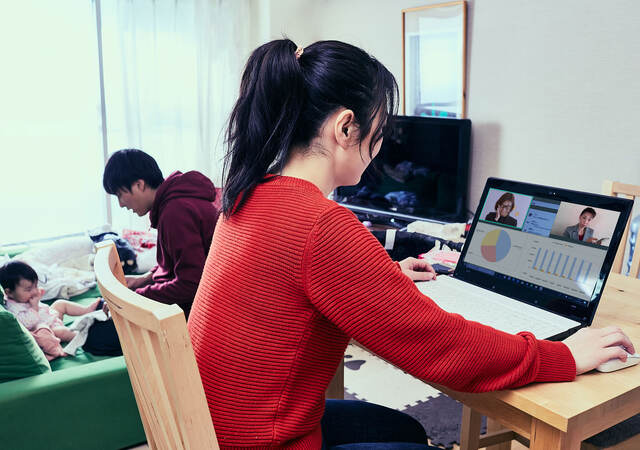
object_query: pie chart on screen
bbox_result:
[481,229,511,262]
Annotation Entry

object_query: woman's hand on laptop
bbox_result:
[563,326,635,375]
[398,257,437,281]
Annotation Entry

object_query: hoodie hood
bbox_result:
[150,171,216,228]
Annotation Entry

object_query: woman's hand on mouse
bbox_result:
[398,257,436,281]
[563,326,635,375]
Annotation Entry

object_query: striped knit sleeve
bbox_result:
[303,206,576,392]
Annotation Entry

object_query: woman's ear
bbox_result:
[333,109,356,149]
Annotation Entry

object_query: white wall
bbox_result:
[259,0,640,214]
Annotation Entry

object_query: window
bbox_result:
[0,1,106,244]
[0,0,248,244]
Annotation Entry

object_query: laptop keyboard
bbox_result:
[416,275,580,339]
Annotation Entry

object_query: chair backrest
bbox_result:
[603,180,640,277]
[94,241,218,450]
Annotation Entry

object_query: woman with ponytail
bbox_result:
[188,39,632,449]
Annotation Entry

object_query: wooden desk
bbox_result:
[441,273,640,450]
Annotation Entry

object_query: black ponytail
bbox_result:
[222,39,303,216]
[222,39,398,217]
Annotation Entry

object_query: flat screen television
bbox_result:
[335,115,471,224]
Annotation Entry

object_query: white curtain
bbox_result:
[0,0,250,245]
[0,1,106,245]
[100,0,251,232]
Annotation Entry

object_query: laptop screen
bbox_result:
[455,178,632,325]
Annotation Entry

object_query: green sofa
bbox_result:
[0,251,146,450]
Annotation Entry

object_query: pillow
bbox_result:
[0,304,51,382]
[15,236,94,267]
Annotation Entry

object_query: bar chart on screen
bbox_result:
[521,240,606,300]
[531,249,593,283]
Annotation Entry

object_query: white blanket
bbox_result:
[12,236,97,300]
[63,310,109,355]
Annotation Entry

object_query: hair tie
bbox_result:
[295,47,304,60]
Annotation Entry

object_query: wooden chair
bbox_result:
[602,180,640,278]
[94,241,219,450]
[95,241,345,449]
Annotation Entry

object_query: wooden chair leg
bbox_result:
[486,417,512,450]
[460,405,482,450]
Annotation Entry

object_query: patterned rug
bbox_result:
[344,344,486,449]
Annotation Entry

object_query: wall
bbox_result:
[260,0,640,216]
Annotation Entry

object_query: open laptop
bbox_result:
[417,178,633,340]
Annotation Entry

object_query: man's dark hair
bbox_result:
[0,261,39,291]
[103,149,164,194]
[581,207,597,218]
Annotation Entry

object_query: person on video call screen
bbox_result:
[564,207,598,243]
[485,192,517,227]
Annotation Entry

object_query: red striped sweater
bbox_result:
[188,176,575,449]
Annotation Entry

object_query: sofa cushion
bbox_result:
[0,304,51,382]
[0,356,146,450]
[50,348,112,371]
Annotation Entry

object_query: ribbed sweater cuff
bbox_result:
[535,340,576,382]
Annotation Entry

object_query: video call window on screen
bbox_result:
[549,202,619,248]
[479,188,620,249]
[479,189,532,230]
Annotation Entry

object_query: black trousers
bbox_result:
[82,319,122,356]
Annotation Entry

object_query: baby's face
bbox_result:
[7,279,41,303]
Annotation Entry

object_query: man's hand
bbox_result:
[125,272,153,290]
[398,257,437,281]
[563,326,635,375]
[100,298,110,316]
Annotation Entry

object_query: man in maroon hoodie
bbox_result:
[102,148,219,318]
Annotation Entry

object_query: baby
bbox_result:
[0,260,101,344]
